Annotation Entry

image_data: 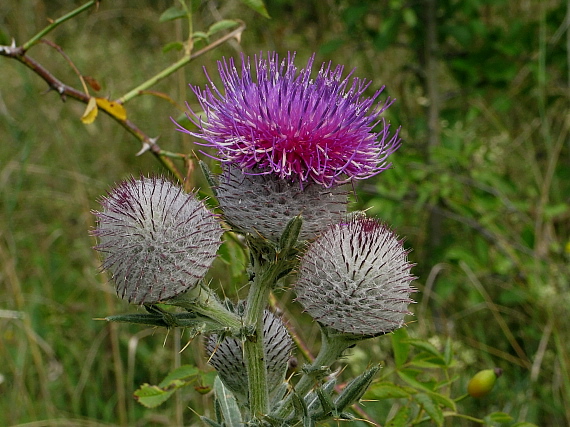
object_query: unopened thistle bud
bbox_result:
[92,177,223,305]
[206,308,293,405]
[216,164,348,241]
[294,216,416,336]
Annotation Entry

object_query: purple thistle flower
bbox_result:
[92,177,223,305]
[175,52,401,188]
[295,216,416,336]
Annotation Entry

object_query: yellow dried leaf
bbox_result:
[96,98,127,121]
[81,97,98,124]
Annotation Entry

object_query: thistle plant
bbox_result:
[93,52,416,425]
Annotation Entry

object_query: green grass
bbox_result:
[1,1,569,426]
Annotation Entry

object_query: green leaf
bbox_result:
[208,20,239,36]
[214,376,243,426]
[386,405,410,427]
[415,393,444,426]
[134,365,200,408]
[191,31,209,42]
[239,0,270,18]
[409,352,447,368]
[397,369,435,392]
[391,328,410,368]
[366,382,411,399]
[511,423,539,427]
[162,41,184,53]
[486,412,514,423]
[159,365,199,387]
[427,391,456,412]
[404,339,443,358]
[134,383,175,408]
[159,6,188,22]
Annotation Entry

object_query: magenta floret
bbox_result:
[175,52,401,188]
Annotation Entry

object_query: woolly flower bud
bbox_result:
[206,308,293,405]
[295,217,416,336]
[92,177,223,305]
[216,164,348,241]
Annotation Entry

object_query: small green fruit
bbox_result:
[467,368,502,398]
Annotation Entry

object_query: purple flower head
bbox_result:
[175,52,401,188]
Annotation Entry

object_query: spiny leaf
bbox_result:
[334,365,380,411]
[214,376,243,427]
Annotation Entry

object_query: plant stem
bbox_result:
[23,1,98,51]
[117,21,246,104]
[242,254,281,417]
[272,327,354,420]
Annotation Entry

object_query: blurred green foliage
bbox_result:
[1,0,568,426]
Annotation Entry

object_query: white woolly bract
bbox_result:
[92,177,223,304]
[216,165,348,241]
[295,217,415,336]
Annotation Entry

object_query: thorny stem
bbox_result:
[242,257,278,417]
[0,3,245,184]
[22,1,99,51]
[117,21,246,104]
[167,284,242,333]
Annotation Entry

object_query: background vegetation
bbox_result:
[1,0,568,425]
